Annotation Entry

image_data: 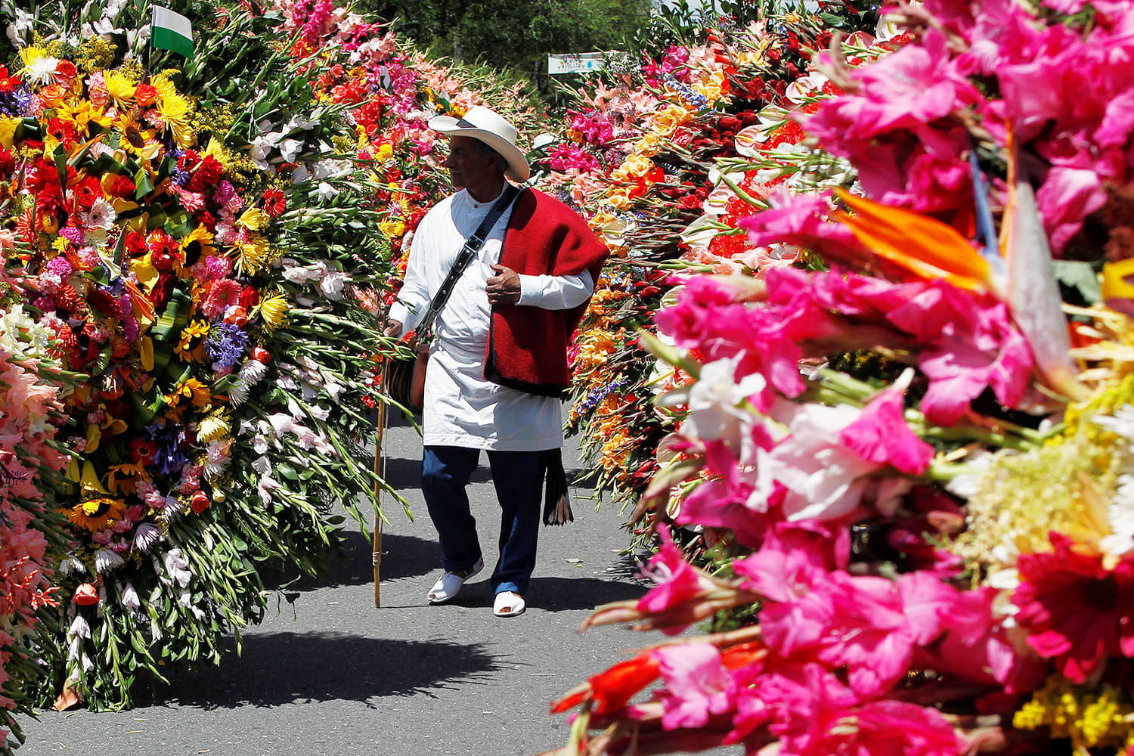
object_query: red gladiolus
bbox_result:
[73,583,99,606]
[250,346,271,363]
[1013,532,1134,683]
[550,650,661,716]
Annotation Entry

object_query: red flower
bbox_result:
[189,491,210,514]
[1013,532,1134,683]
[134,83,158,107]
[550,650,660,716]
[188,155,223,192]
[0,66,21,93]
[53,59,77,83]
[262,188,286,218]
[73,583,99,606]
[238,285,259,309]
[105,174,137,199]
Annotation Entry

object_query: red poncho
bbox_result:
[485,189,608,396]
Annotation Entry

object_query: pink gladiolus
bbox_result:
[636,524,719,635]
[931,586,1047,694]
[738,192,858,255]
[840,380,936,475]
[652,644,735,729]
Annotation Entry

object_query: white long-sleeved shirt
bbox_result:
[388,186,594,451]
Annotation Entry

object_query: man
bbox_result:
[384,107,607,617]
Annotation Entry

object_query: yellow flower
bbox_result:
[65,497,127,532]
[153,74,195,148]
[0,116,20,148]
[611,154,655,183]
[201,136,232,168]
[650,104,693,137]
[198,412,231,443]
[379,218,406,239]
[180,224,216,264]
[377,143,394,162]
[167,377,211,408]
[234,236,272,276]
[258,292,288,333]
[237,207,270,232]
[103,70,137,110]
[692,70,728,103]
[176,320,210,362]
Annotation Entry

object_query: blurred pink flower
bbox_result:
[840,379,935,475]
[653,644,734,729]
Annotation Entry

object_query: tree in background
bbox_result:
[359,0,651,92]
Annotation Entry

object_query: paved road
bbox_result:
[18,412,658,756]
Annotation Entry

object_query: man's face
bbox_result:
[444,135,499,189]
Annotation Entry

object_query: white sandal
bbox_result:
[427,557,484,604]
[493,591,526,617]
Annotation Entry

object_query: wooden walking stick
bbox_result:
[372,364,389,608]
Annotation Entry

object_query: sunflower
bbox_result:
[257,292,288,333]
[65,497,127,531]
[179,224,215,266]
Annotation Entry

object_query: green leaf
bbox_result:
[134,168,154,199]
[277,463,298,481]
[1053,260,1101,305]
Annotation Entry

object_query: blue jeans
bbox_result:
[421,446,545,595]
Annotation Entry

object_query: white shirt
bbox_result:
[388,186,594,451]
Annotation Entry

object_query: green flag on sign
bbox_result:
[150,6,193,58]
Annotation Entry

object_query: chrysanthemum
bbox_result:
[257,292,288,333]
[197,412,231,443]
[101,70,136,110]
[66,497,126,531]
[19,47,58,86]
[94,548,124,574]
[234,236,272,275]
[132,523,162,552]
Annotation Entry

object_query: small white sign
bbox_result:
[547,52,607,75]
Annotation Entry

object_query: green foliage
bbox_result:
[361,0,651,81]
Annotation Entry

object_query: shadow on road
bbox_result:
[162,633,504,709]
[292,531,440,590]
[527,576,645,612]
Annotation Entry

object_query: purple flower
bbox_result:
[204,322,249,371]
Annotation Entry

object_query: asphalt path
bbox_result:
[17,411,665,756]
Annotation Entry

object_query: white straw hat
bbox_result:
[429,106,530,182]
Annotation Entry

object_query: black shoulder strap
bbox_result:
[414,184,522,337]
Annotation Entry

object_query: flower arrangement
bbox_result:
[0,0,426,716]
[0,296,70,753]
[540,10,879,513]
[544,0,1134,754]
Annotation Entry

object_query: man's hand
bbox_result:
[383,319,403,338]
[486,264,521,306]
